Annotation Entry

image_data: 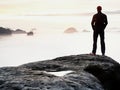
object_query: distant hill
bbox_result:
[0,27,12,35]
[12,29,26,34]
[0,27,27,35]
[82,29,90,32]
[64,27,78,33]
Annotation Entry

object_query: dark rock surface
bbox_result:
[0,54,120,90]
[0,27,12,35]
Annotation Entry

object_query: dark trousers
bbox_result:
[92,31,105,55]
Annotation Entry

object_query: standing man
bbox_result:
[91,6,108,55]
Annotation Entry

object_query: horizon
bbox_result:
[0,0,120,33]
[0,0,120,16]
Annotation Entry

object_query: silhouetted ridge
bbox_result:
[0,27,12,35]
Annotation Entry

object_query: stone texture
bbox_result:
[0,54,120,90]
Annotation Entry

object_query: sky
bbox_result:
[0,0,120,16]
[0,0,119,32]
[0,0,120,66]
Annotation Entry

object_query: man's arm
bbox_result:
[104,15,108,29]
[91,15,96,30]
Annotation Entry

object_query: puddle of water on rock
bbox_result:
[48,70,73,76]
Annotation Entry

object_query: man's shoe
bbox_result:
[90,53,96,55]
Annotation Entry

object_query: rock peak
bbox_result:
[0,54,120,90]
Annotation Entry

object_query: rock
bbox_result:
[0,27,12,35]
[82,29,90,32]
[85,64,120,90]
[27,31,34,36]
[12,29,26,34]
[64,27,78,33]
[0,54,120,90]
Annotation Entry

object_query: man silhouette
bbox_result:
[91,6,108,55]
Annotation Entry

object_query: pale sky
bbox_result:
[0,0,120,16]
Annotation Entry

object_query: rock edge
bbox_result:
[0,54,120,90]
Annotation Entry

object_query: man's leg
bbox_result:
[100,31,105,55]
[92,31,98,55]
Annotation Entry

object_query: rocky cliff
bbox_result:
[0,54,120,90]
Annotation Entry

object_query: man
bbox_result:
[91,6,108,55]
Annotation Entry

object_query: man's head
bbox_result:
[97,6,102,12]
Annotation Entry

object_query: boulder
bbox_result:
[0,54,120,90]
[64,27,78,33]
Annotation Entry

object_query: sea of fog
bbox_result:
[0,14,120,67]
[0,32,120,67]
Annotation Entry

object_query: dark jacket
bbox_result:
[91,12,108,32]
